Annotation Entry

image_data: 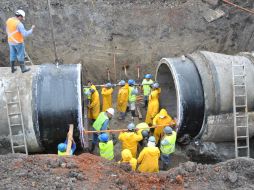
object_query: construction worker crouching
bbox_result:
[136,122,150,150]
[128,79,138,121]
[153,108,175,145]
[90,108,115,153]
[118,122,143,158]
[88,86,101,122]
[145,82,161,125]
[137,136,160,173]
[6,10,35,73]
[57,138,76,156]
[119,149,137,171]
[98,133,114,161]
[101,83,114,112]
[142,74,154,108]
[160,126,177,170]
[117,80,129,120]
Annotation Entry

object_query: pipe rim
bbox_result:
[155,58,182,128]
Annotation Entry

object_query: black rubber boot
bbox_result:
[131,110,136,117]
[143,100,148,108]
[20,61,31,73]
[10,61,17,73]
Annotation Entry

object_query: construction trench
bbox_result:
[0,0,254,189]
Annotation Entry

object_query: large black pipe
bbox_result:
[33,64,82,150]
[156,57,205,138]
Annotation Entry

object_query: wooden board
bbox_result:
[66,124,74,155]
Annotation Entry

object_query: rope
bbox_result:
[46,0,60,65]
[84,122,176,134]
[222,0,254,15]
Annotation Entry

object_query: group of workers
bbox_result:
[84,73,162,125]
[79,74,177,173]
[94,120,176,172]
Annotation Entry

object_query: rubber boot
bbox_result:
[131,110,136,117]
[143,100,148,108]
[20,61,31,73]
[10,61,17,73]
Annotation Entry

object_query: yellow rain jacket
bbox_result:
[120,149,137,171]
[145,88,161,124]
[117,84,129,112]
[153,109,174,144]
[88,88,100,120]
[137,146,160,173]
[118,131,143,158]
[101,87,113,112]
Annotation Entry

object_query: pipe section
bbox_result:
[156,51,254,142]
[0,64,82,152]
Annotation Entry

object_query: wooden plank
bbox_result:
[136,106,143,120]
[66,124,74,155]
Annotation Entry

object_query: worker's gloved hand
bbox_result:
[111,134,117,145]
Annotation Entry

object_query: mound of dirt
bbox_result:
[0,153,253,190]
[167,158,254,189]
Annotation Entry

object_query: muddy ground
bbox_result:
[0,153,253,190]
[0,0,254,83]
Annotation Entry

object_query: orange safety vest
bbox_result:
[6,17,24,44]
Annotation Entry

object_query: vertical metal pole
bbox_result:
[113,53,117,83]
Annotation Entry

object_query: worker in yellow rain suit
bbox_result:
[145,82,161,125]
[137,136,160,173]
[101,83,114,112]
[136,122,150,151]
[117,80,129,120]
[118,123,143,158]
[88,86,100,121]
[119,149,137,171]
[153,108,175,145]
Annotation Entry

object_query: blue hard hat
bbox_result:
[127,123,135,130]
[164,126,173,134]
[141,130,149,138]
[119,80,126,86]
[145,74,152,79]
[90,88,95,93]
[58,143,67,152]
[98,133,109,142]
[152,82,159,88]
[128,79,135,85]
[105,83,112,88]
[148,136,156,142]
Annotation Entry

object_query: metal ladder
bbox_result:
[232,61,250,158]
[25,51,34,65]
[4,82,28,155]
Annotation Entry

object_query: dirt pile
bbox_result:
[0,153,253,190]
[168,158,254,189]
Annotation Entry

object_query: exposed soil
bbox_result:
[0,0,254,83]
[0,153,253,190]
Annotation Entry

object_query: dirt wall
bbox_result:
[0,0,254,83]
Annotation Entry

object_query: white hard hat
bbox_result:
[106,108,115,116]
[16,10,26,18]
